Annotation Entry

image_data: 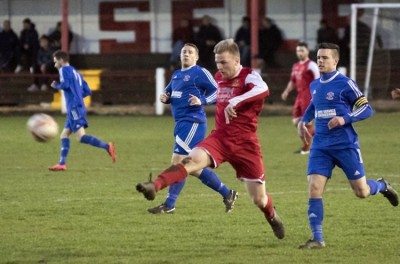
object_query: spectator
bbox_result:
[15,18,39,73]
[317,19,339,46]
[27,35,57,92]
[0,20,19,72]
[169,19,194,70]
[259,17,283,69]
[391,88,400,100]
[234,16,251,67]
[48,21,74,51]
[195,15,222,71]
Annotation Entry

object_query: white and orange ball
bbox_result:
[27,113,59,142]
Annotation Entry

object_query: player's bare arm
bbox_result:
[297,121,312,144]
[160,93,170,103]
[224,104,237,124]
[50,81,57,88]
[281,81,294,101]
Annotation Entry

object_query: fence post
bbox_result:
[155,67,165,115]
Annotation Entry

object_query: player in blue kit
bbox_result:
[297,43,398,249]
[147,43,238,214]
[48,50,116,171]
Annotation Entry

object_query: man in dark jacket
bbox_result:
[259,17,283,68]
[15,18,39,73]
[0,20,19,72]
[195,15,222,71]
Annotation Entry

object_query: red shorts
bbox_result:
[292,96,311,118]
[197,130,265,182]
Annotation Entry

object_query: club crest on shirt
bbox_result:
[231,79,240,88]
[326,92,334,100]
[183,75,191,82]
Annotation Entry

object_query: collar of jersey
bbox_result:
[320,71,339,83]
[181,65,196,71]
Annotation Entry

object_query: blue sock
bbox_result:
[165,179,186,208]
[198,168,230,198]
[308,198,324,242]
[367,179,386,195]
[59,138,70,165]
[80,134,108,150]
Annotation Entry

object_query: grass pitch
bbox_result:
[1,113,399,263]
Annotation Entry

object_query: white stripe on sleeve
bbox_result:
[347,80,362,97]
[228,70,268,107]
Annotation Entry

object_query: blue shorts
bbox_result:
[173,121,206,155]
[65,107,88,133]
[307,148,365,180]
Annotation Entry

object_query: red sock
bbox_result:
[153,164,188,191]
[259,193,275,219]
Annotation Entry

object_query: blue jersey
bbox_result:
[302,71,373,149]
[54,65,91,114]
[165,65,217,123]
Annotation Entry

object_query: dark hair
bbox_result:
[184,43,199,54]
[53,50,69,62]
[297,41,309,49]
[23,18,31,24]
[40,35,49,41]
[318,42,340,59]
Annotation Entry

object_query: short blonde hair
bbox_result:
[213,38,240,57]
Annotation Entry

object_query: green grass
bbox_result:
[1,113,399,263]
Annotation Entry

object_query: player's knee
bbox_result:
[181,157,192,165]
[251,196,265,207]
[309,182,324,197]
[60,132,69,139]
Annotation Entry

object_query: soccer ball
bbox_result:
[27,113,59,142]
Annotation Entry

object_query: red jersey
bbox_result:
[214,67,269,136]
[290,59,319,99]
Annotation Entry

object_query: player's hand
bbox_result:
[188,94,201,106]
[297,121,311,144]
[159,93,170,103]
[328,116,345,130]
[281,90,289,101]
[224,104,237,124]
[50,81,57,88]
[391,88,400,100]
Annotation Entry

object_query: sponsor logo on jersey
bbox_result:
[183,75,191,82]
[326,91,335,100]
[316,109,336,119]
[171,91,182,98]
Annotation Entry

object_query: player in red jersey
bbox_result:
[281,42,319,154]
[136,39,285,239]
